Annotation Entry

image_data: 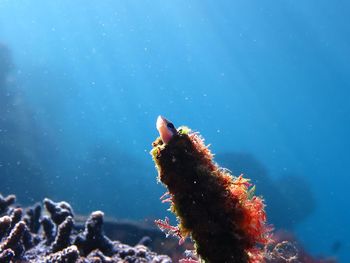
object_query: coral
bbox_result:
[151,118,271,263]
[0,193,172,262]
[0,248,14,262]
[0,220,26,257]
[44,198,74,225]
[151,117,338,263]
[24,203,42,233]
[74,211,114,256]
[80,215,193,262]
[0,194,15,215]
[42,245,80,263]
[41,215,55,244]
[51,216,74,252]
[0,216,11,240]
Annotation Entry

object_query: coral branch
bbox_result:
[22,223,35,250]
[44,198,73,225]
[0,194,15,215]
[41,216,55,244]
[0,194,172,262]
[51,216,74,252]
[9,208,23,230]
[0,216,11,240]
[152,121,272,262]
[0,221,26,257]
[43,245,80,263]
[23,203,42,233]
[74,211,114,256]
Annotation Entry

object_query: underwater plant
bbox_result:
[151,116,272,263]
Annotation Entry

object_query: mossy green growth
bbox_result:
[150,126,191,173]
[177,126,191,135]
[151,126,271,263]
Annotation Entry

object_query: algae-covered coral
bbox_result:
[0,193,171,262]
[151,116,271,263]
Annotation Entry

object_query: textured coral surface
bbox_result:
[0,193,171,263]
[152,125,338,263]
[152,127,271,263]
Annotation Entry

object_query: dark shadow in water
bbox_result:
[0,43,164,219]
[0,43,49,203]
[216,152,316,230]
[0,43,315,226]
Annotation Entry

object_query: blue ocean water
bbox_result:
[0,0,349,261]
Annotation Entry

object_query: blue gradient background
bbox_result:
[0,1,349,261]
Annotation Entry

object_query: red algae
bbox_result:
[151,123,272,263]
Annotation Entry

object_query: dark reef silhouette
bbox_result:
[216,153,316,230]
[0,192,336,263]
[0,193,171,262]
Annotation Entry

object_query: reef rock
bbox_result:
[0,193,172,263]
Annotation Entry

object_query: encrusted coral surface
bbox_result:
[151,125,337,263]
[0,193,171,263]
[152,127,272,263]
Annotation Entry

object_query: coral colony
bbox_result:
[0,116,336,263]
[0,193,171,262]
[151,116,271,263]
